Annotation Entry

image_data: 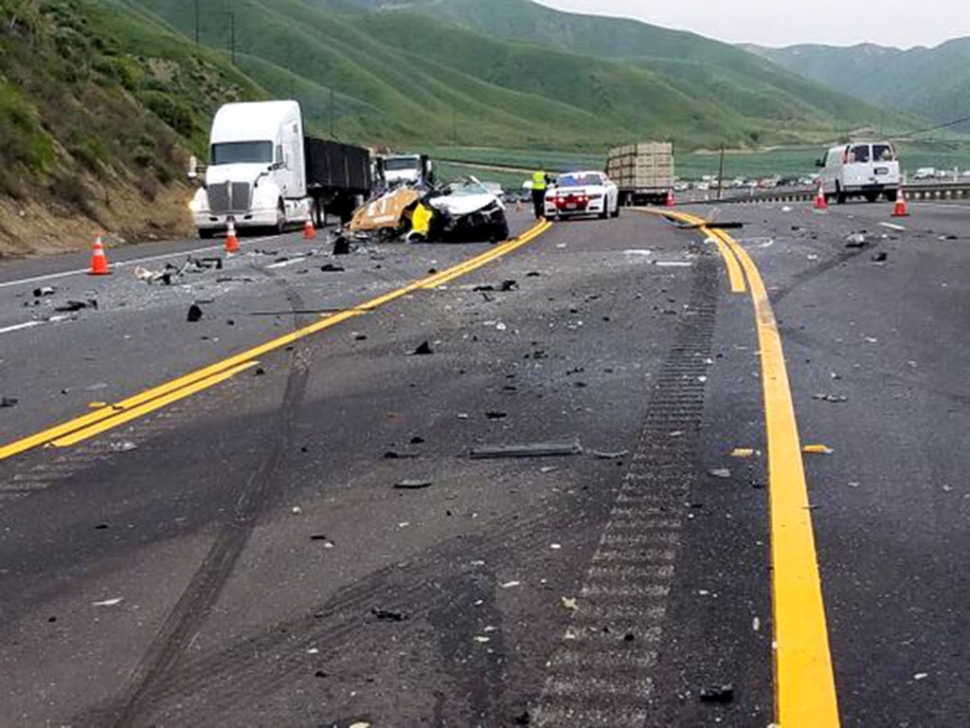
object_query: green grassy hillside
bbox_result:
[747,41,970,135]
[131,0,902,151]
[0,0,265,254]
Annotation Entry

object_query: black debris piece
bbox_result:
[410,436,425,445]
[590,450,629,460]
[871,251,888,263]
[624,633,636,642]
[320,263,345,272]
[526,271,541,278]
[227,319,235,326]
[314,670,328,679]
[410,341,433,356]
[33,286,55,297]
[486,411,508,420]
[471,442,583,460]
[254,367,267,377]
[94,524,109,530]
[428,268,438,274]
[354,334,368,341]
[0,397,18,409]
[55,299,98,313]
[310,534,330,541]
[332,233,352,256]
[384,451,418,460]
[500,279,518,291]
[473,284,496,292]
[514,711,532,725]
[48,616,57,623]
[186,304,204,323]
[699,684,735,704]
[371,607,408,622]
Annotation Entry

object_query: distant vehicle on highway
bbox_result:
[189,100,372,238]
[377,153,434,188]
[544,171,619,220]
[913,167,936,180]
[606,142,674,206]
[817,141,900,203]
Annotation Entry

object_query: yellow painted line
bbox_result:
[51,362,260,448]
[0,221,552,461]
[633,208,745,293]
[643,205,839,725]
[710,225,841,727]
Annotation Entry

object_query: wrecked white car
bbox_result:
[427,177,510,243]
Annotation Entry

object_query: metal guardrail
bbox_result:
[683,182,970,205]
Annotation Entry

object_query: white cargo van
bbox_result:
[817,142,900,204]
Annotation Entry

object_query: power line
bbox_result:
[894,114,970,140]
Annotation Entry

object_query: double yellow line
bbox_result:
[644,208,841,727]
[0,220,552,461]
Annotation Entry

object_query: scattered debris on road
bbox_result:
[409,341,434,356]
[590,449,629,460]
[394,479,433,490]
[845,232,869,248]
[320,263,345,272]
[186,304,204,323]
[813,394,848,403]
[699,684,735,704]
[371,607,408,622]
[109,441,138,453]
[871,251,888,263]
[55,299,98,313]
[709,468,732,479]
[470,442,583,460]
[33,286,55,297]
[730,448,755,458]
[92,597,124,607]
[0,396,18,409]
[803,444,834,455]
[561,597,578,611]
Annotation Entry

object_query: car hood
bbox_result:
[429,193,502,216]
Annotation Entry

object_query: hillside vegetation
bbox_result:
[0,0,263,256]
[747,40,970,135]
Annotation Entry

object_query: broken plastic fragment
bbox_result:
[561,597,578,611]
[93,598,124,607]
[709,468,732,479]
[803,445,834,455]
[730,449,754,458]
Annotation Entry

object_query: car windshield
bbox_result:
[384,158,421,171]
[445,178,491,196]
[557,173,603,187]
[210,141,273,166]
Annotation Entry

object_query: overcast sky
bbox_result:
[534,0,970,49]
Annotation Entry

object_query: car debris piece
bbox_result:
[699,684,735,704]
[109,441,138,453]
[803,444,834,455]
[470,442,583,460]
[92,597,124,607]
[590,449,629,460]
[320,263,345,272]
[709,468,732,479]
[845,233,869,248]
[186,304,204,323]
[561,597,578,611]
[394,479,433,490]
[384,451,418,460]
[514,711,532,725]
[812,394,848,403]
[730,448,755,458]
[332,231,352,256]
[0,397,18,409]
[409,341,433,356]
[33,286,55,297]
[486,411,508,420]
[371,607,408,622]
[55,299,98,313]
[871,251,888,263]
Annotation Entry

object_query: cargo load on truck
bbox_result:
[606,142,675,206]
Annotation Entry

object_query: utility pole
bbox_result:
[229,12,235,66]
[194,0,200,44]
[452,109,457,146]
[717,144,726,201]
[330,87,335,139]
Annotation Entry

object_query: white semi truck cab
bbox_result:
[190,100,372,238]
[378,153,433,188]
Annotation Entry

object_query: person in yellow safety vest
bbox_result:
[531,170,551,220]
[406,202,434,243]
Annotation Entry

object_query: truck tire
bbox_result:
[611,195,620,218]
[864,191,879,203]
[886,190,899,203]
[490,218,510,243]
[198,228,214,240]
[836,183,847,205]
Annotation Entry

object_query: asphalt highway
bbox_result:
[0,199,968,727]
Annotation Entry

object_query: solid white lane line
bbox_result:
[879,222,907,231]
[0,321,45,335]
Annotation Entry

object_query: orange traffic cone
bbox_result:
[303,218,317,240]
[89,232,111,276]
[814,181,829,211]
[892,189,910,218]
[225,219,240,254]
[665,189,676,208]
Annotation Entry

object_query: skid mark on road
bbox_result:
[534,245,719,727]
